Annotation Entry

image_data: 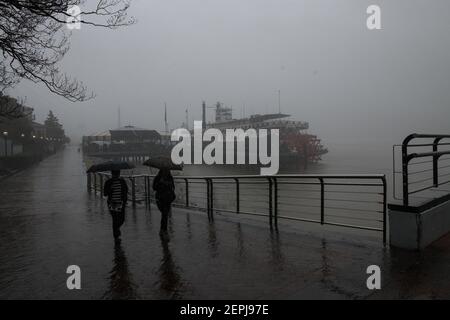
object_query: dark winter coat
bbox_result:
[103,177,128,204]
[152,173,176,204]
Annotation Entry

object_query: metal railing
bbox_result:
[87,172,387,243]
[393,134,450,206]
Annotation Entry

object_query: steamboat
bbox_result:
[204,102,328,169]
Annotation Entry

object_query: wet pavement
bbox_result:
[0,146,449,299]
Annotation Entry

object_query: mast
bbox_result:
[202,101,206,132]
[118,106,121,128]
[164,102,168,135]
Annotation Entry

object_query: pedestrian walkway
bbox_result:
[0,146,448,299]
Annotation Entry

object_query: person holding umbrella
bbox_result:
[104,170,129,242]
[144,157,180,234]
[87,161,134,243]
[152,168,176,234]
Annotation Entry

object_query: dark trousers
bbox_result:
[110,208,125,238]
[156,201,171,231]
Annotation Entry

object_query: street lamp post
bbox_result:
[20,134,25,154]
[3,131,8,157]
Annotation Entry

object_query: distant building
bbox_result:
[159,132,174,146]
[109,125,161,144]
[31,122,46,139]
[83,130,111,143]
[82,125,163,154]
[81,130,111,152]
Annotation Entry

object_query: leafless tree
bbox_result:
[0,94,31,122]
[0,0,135,107]
[0,62,18,93]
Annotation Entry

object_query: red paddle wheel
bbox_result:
[281,131,324,163]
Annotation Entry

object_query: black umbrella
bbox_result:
[143,156,183,170]
[86,161,135,173]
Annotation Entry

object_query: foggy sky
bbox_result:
[7,0,450,148]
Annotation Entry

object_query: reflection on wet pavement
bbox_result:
[102,243,138,300]
[0,146,449,299]
[156,234,184,299]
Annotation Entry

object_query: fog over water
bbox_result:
[7,0,450,173]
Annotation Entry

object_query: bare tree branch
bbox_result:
[0,0,135,107]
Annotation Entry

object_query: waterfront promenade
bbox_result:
[0,146,449,299]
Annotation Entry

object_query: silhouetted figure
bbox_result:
[152,168,175,233]
[104,170,128,242]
